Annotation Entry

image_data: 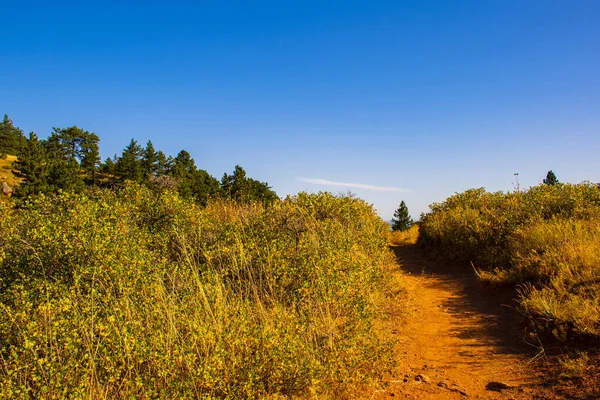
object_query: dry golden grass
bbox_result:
[559,351,592,379]
[389,225,419,246]
[419,184,600,342]
[0,155,21,188]
[0,187,403,398]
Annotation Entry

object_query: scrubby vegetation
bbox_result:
[0,186,399,398]
[418,183,600,342]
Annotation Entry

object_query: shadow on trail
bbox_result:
[392,244,537,360]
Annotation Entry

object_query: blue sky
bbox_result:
[2,1,599,220]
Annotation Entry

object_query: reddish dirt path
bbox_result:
[373,245,545,399]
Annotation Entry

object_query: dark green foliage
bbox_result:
[46,126,100,166]
[221,164,247,201]
[156,150,171,176]
[13,126,101,197]
[141,140,158,177]
[543,170,559,185]
[12,133,49,197]
[171,150,196,178]
[0,115,26,157]
[115,139,143,183]
[45,155,85,193]
[80,138,100,185]
[169,150,220,205]
[100,156,118,187]
[391,200,413,231]
[3,115,278,206]
[41,126,100,192]
[247,177,279,204]
[221,165,278,205]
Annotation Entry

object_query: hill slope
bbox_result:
[0,155,20,199]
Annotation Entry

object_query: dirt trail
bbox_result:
[374,245,544,399]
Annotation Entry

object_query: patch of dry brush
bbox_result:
[418,183,600,342]
[0,186,402,398]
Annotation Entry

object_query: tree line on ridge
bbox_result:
[0,114,278,204]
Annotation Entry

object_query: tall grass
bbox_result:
[389,225,419,246]
[0,155,19,203]
[418,183,600,341]
[0,185,400,398]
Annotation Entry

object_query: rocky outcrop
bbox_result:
[1,182,13,197]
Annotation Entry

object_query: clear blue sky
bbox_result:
[2,1,599,220]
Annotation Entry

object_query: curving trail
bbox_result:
[374,245,546,399]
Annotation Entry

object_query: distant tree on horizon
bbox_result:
[391,200,413,231]
[543,170,559,186]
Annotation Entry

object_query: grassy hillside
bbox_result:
[0,186,403,398]
[0,155,20,193]
[418,183,600,343]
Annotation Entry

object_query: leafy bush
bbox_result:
[418,183,600,341]
[0,186,399,398]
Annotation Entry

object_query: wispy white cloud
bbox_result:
[297,177,410,193]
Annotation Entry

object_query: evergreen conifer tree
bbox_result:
[543,170,559,186]
[80,134,100,185]
[193,169,221,206]
[170,150,197,198]
[220,165,277,204]
[44,126,99,189]
[230,165,249,202]
[391,200,413,231]
[141,141,158,178]
[115,139,143,182]
[100,156,118,187]
[155,150,170,176]
[0,114,26,157]
[12,132,49,197]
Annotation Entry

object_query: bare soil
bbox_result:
[372,245,548,399]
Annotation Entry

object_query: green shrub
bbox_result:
[418,183,600,341]
[0,186,398,398]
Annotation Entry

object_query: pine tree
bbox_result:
[193,169,221,206]
[12,133,49,197]
[247,178,279,205]
[0,114,26,157]
[220,172,233,198]
[230,165,249,202]
[170,150,197,198]
[391,200,413,231]
[141,141,158,178]
[543,170,559,186]
[115,139,143,183]
[46,126,99,163]
[44,126,99,188]
[220,165,277,204]
[155,151,171,176]
[45,156,85,193]
[100,156,118,188]
[80,133,100,184]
